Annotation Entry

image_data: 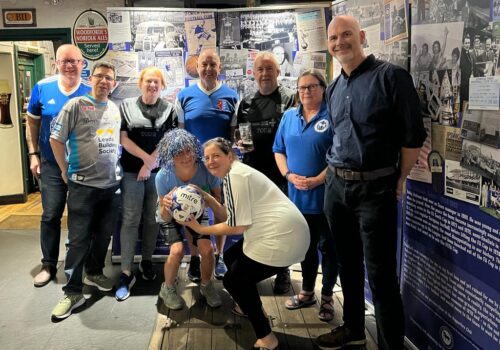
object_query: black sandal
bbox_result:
[318,295,334,322]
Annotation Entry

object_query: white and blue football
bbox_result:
[170,185,204,222]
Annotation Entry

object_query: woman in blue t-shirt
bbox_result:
[273,69,339,322]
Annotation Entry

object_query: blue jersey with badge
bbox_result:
[175,83,238,144]
[273,103,332,214]
[27,76,91,163]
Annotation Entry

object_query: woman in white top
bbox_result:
[182,137,309,350]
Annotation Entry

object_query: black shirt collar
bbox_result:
[340,54,376,79]
[256,85,281,98]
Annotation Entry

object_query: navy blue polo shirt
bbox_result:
[273,103,332,214]
[326,54,426,171]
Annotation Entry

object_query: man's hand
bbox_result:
[137,165,151,182]
[29,155,41,179]
[142,154,157,170]
[61,171,68,185]
[161,187,177,212]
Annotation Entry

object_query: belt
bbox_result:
[329,165,396,181]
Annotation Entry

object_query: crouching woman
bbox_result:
[181,137,309,350]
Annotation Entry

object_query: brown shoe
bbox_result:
[34,266,54,287]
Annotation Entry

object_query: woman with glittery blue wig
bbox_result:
[155,128,225,310]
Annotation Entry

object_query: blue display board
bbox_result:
[401,180,499,349]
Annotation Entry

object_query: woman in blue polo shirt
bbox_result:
[273,69,339,322]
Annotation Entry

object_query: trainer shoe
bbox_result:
[273,269,291,294]
[84,273,114,292]
[315,324,366,349]
[200,280,222,308]
[139,260,157,281]
[34,265,56,288]
[159,283,183,310]
[115,273,136,301]
[187,255,201,282]
[51,294,85,320]
[214,254,228,279]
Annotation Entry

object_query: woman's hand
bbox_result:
[188,184,210,201]
[289,173,322,191]
[177,214,204,233]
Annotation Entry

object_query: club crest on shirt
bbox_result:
[216,99,228,111]
[314,119,329,133]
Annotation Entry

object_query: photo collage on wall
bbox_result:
[408,0,500,217]
[216,8,331,98]
[105,6,331,103]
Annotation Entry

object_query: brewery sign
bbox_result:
[2,9,36,27]
[73,9,109,61]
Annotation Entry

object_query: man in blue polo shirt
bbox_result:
[27,44,90,288]
[175,49,238,144]
[316,16,426,350]
[175,49,238,281]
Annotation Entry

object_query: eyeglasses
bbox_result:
[298,84,321,92]
[56,59,82,66]
[92,74,115,82]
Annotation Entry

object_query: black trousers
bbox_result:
[323,168,404,350]
[222,239,286,339]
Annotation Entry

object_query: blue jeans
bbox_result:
[301,214,339,296]
[323,168,404,350]
[119,172,159,271]
[39,159,68,268]
[63,181,119,295]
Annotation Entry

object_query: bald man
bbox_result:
[175,49,239,282]
[27,44,91,288]
[316,16,426,350]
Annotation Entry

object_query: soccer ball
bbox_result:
[170,185,204,222]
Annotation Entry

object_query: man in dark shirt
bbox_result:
[316,16,426,350]
[237,51,295,294]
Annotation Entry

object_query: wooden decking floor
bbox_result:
[150,267,377,350]
[0,193,377,350]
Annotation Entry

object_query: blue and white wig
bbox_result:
[157,128,202,170]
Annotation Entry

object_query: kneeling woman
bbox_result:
[182,137,309,350]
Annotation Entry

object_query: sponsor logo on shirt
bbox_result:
[81,105,96,111]
[314,119,329,133]
[48,99,56,105]
[96,128,115,136]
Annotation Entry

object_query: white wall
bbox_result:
[0,42,23,197]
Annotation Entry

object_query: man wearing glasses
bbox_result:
[50,62,121,320]
[27,44,90,288]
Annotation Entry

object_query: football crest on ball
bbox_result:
[170,185,204,222]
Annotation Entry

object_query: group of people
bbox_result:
[27,15,425,350]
